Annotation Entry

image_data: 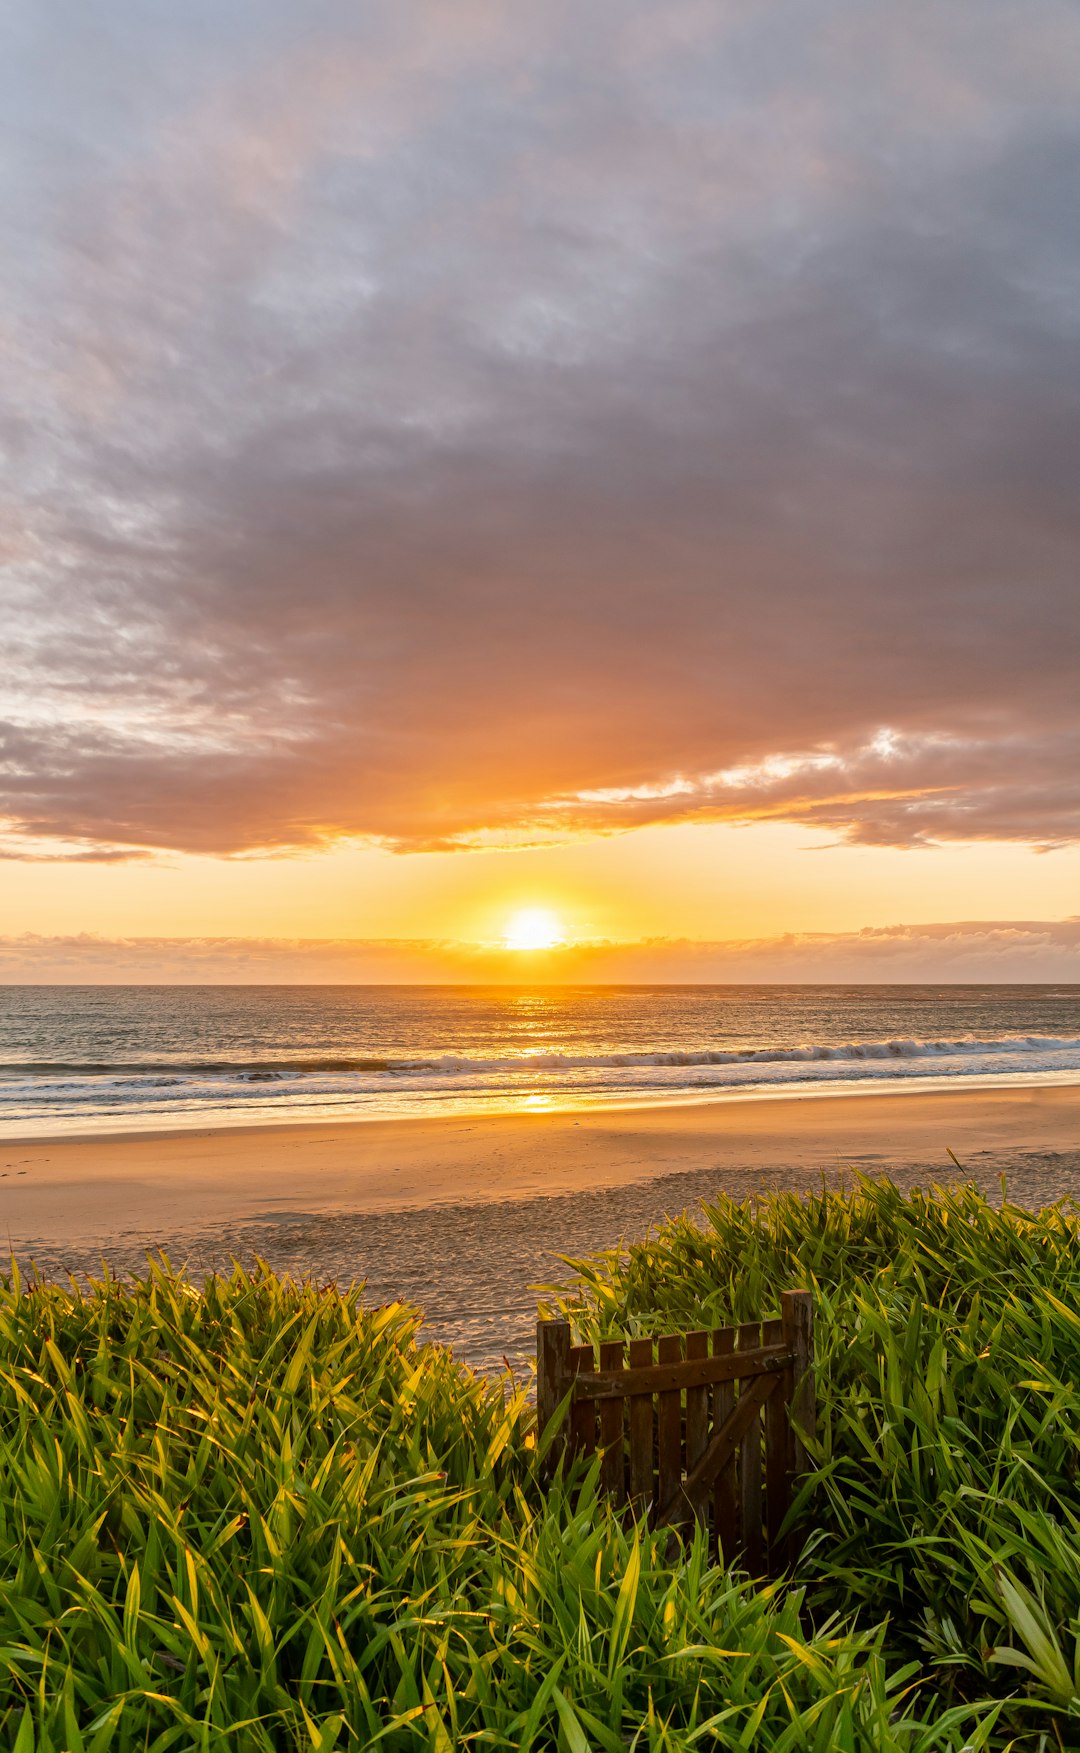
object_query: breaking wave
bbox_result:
[5,984,1080,1136]
[4,1033,1080,1082]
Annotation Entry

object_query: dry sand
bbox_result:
[3,1083,1079,1374]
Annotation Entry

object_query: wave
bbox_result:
[0,1058,394,1078]
[4,1033,1080,1082]
[4,1029,1080,1135]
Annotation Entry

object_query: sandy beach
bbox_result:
[4,1083,1079,1371]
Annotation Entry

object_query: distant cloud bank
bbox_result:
[3,2,1080,860]
[4,921,1080,984]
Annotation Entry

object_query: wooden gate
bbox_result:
[536,1290,814,1570]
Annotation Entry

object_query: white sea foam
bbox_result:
[391,1033,1080,1074]
[3,1027,1080,1135]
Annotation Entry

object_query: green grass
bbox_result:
[1,1176,1078,1747]
[545,1173,1080,1745]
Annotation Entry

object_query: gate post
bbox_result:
[780,1290,815,1472]
[536,1318,572,1476]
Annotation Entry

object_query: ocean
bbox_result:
[3,983,1080,1138]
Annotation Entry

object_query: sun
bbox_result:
[502,907,565,951]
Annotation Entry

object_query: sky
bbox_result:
[3,1,1080,981]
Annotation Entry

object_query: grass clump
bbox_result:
[547,1174,1080,1742]
[0,1251,994,1750]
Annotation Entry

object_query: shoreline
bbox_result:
[4,1080,1079,1241]
[4,1082,1080,1373]
[6,1063,1080,1150]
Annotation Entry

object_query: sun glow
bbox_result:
[502,907,565,951]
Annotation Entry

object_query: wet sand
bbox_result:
[3,1083,1079,1373]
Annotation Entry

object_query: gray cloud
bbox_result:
[2,1,1079,857]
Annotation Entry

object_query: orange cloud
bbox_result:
[4,920,1080,983]
[3,1,1080,861]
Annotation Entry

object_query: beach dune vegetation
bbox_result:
[548,1175,1080,1741]
[0,1177,1077,1746]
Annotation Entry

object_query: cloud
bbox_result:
[4,920,1080,984]
[2,1,1080,858]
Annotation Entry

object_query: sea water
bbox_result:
[2,983,1080,1137]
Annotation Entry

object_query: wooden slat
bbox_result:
[711,1325,736,1562]
[536,1320,572,1478]
[656,1373,779,1527]
[781,1289,815,1565]
[656,1334,683,1524]
[763,1316,788,1565]
[781,1290,815,1472]
[738,1321,764,1572]
[566,1342,791,1400]
[569,1344,596,1457]
[598,1340,626,1501]
[628,1336,655,1511]
[684,1331,709,1479]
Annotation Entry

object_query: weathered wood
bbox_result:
[538,1295,815,1576]
[711,1325,736,1561]
[656,1333,683,1523]
[569,1343,596,1456]
[566,1341,791,1400]
[763,1316,788,1564]
[684,1330,709,1476]
[656,1371,780,1527]
[627,1336,654,1511]
[536,1319,572,1476]
[781,1289,815,1563]
[738,1321,764,1571]
[598,1340,625,1500]
[781,1290,815,1471]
